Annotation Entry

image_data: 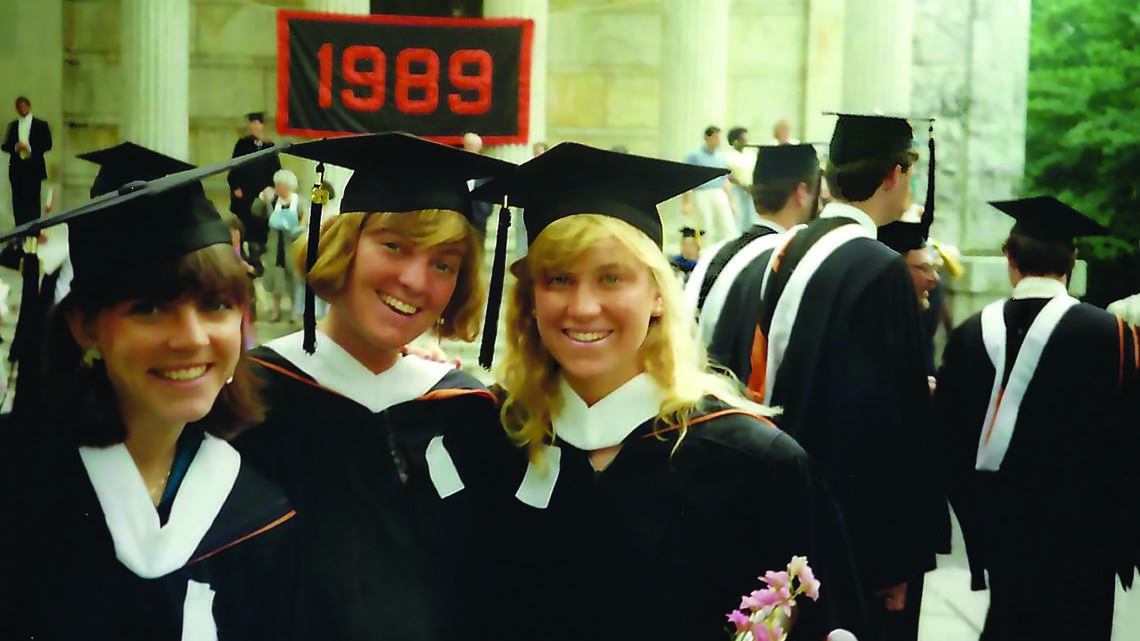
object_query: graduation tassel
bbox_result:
[921,122,935,240]
[478,196,511,370]
[303,163,329,355]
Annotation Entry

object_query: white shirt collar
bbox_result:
[266,330,453,413]
[755,217,787,234]
[552,373,664,451]
[819,202,878,236]
[1012,276,1069,300]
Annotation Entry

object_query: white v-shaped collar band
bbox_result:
[79,435,240,579]
[553,373,664,451]
[266,330,453,413]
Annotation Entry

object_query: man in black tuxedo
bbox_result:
[2,96,53,226]
[227,111,280,270]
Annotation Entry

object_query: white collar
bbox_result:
[266,330,453,413]
[552,373,664,450]
[1012,276,1069,300]
[819,202,879,236]
[79,435,240,579]
[274,192,298,209]
[755,217,787,234]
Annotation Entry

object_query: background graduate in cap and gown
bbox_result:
[695,143,822,356]
[747,113,949,639]
[473,142,868,641]
[0,147,299,641]
[230,133,522,641]
[934,196,1139,641]
[668,225,703,284]
[227,111,281,273]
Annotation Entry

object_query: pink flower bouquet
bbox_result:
[725,556,855,641]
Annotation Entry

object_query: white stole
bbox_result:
[975,295,1078,471]
[760,223,873,401]
[696,227,800,345]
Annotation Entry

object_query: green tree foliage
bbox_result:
[1026,0,1140,258]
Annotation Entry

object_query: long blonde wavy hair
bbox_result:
[498,214,776,461]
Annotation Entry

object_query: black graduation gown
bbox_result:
[694,223,781,318]
[506,399,869,641]
[756,216,947,593]
[707,242,778,379]
[227,136,281,244]
[935,297,1139,641]
[0,423,297,641]
[231,345,519,641]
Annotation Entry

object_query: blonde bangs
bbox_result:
[525,214,669,278]
[361,209,472,248]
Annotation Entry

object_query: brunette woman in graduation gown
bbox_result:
[475,143,868,641]
[231,134,520,641]
[0,151,297,640]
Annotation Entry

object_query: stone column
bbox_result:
[802,0,846,142]
[483,0,548,165]
[840,0,915,114]
[121,0,190,160]
[659,0,729,164]
[303,0,371,214]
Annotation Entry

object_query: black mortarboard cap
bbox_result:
[990,196,1110,243]
[680,226,705,239]
[285,132,514,222]
[247,112,265,122]
[0,144,288,292]
[878,221,926,253]
[78,142,196,198]
[470,142,726,368]
[752,144,821,183]
[826,112,933,165]
[471,142,728,248]
[284,132,513,354]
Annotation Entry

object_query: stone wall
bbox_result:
[545,0,809,159]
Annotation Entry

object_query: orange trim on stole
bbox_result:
[747,326,769,401]
[641,409,777,438]
[188,510,297,566]
[982,388,1005,446]
[1133,324,1139,374]
[251,357,329,392]
[1117,316,1126,391]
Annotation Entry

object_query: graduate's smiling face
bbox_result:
[69,296,244,432]
[331,227,464,363]
[533,240,663,402]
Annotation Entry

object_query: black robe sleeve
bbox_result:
[818,258,944,591]
[933,314,991,590]
[1,121,14,154]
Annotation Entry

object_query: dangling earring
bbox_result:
[436,316,445,327]
[226,375,235,385]
[80,347,102,368]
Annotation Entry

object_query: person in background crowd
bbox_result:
[532,141,548,157]
[228,111,281,279]
[2,96,53,226]
[936,196,1139,641]
[681,126,738,245]
[463,132,494,238]
[232,133,520,641]
[0,150,298,641]
[253,168,303,324]
[474,142,868,641]
[771,119,800,146]
[750,113,948,641]
[669,226,703,285]
[724,126,758,231]
[692,144,821,352]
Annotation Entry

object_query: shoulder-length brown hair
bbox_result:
[42,244,264,447]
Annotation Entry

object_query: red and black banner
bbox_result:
[276,11,533,144]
